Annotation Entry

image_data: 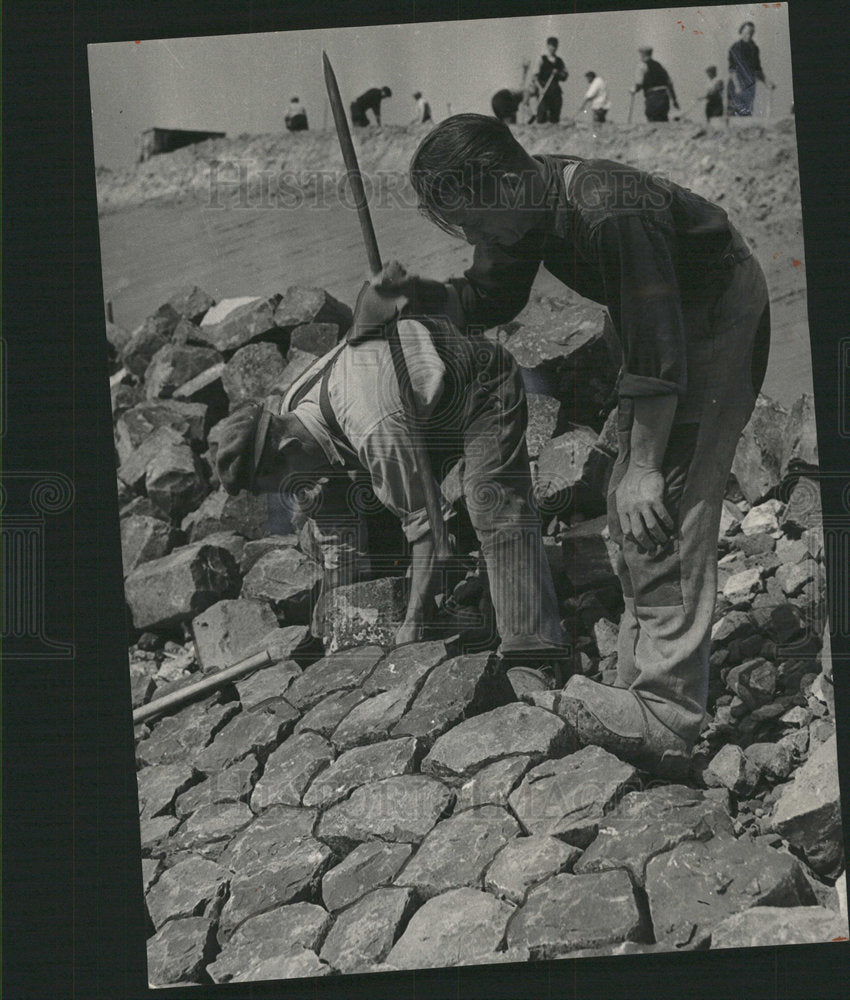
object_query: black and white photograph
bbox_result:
[78,1,848,988]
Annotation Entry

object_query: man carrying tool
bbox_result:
[372,112,770,778]
[577,70,611,123]
[532,37,568,124]
[214,287,568,687]
[632,45,678,122]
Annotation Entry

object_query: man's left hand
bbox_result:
[615,466,674,554]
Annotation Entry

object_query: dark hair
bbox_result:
[585,71,596,79]
[291,95,300,101]
[413,90,422,99]
[409,113,528,238]
[705,66,716,76]
[382,86,392,97]
[739,21,755,34]
[546,36,558,47]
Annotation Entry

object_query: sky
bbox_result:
[88,3,792,169]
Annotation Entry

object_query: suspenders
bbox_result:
[284,341,358,462]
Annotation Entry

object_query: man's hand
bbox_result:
[616,465,674,554]
[349,262,415,342]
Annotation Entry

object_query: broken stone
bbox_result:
[121,306,181,377]
[182,488,269,544]
[726,658,777,709]
[781,476,821,534]
[208,902,331,984]
[285,645,383,712]
[130,660,156,708]
[507,870,643,958]
[221,341,288,406]
[731,394,788,503]
[362,640,449,694]
[239,534,299,575]
[135,700,239,767]
[246,950,332,980]
[454,756,533,812]
[711,609,758,646]
[111,380,143,419]
[386,887,514,970]
[534,425,599,514]
[294,689,368,739]
[320,887,417,973]
[421,703,569,782]
[273,285,353,333]
[740,499,784,537]
[172,361,227,410]
[316,775,453,851]
[125,540,241,631]
[166,285,215,323]
[269,347,320,397]
[744,742,794,783]
[121,514,177,575]
[146,915,214,987]
[192,530,246,569]
[116,398,207,467]
[168,802,254,857]
[508,745,639,847]
[592,617,619,657]
[329,686,419,750]
[772,735,845,878]
[142,858,160,895]
[219,805,318,874]
[251,732,335,810]
[175,756,259,817]
[710,905,848,949]
[218,837,334,939]
[118,425,186,491]
[289,321,340,356]
[396,805,519,899]
[145,440,209,520]
[722,567,763,606]
[645,834,816,948]
[781,393,818,477]
[303,737,420,810]
[775,562,813,598]
[144,344,222,400]
[237,623,310,671]
[321,576,407,654]
[484,835,581,904]
[321,841,413,912]
[234,660,301,713]
[140,814,182,855]
[703,744,762,797]
[391,652,513,747]
[574,784,734,887]
[194,709,295,775]
[137,763,195,818]
[526,394,560,459]
[195,296,282,353]
[241,548,323,622]
[146,854,230,930]
[560,516,619,592]
[191,598,279,673]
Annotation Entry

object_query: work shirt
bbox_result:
[635,58,677,102]
[443,154,734,399]
[277,320,452,542]
[537,54,568,90]
[728,39,766,87]
[584,76,611,110]
[353,88,385,118]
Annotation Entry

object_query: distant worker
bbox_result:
[533,36,568,123]
[350,86,392,127]
[632,46,679,122]
[284,95,308,132]
[728,21,775,117]
[411,90,432,124]
[701,66,725,121]
[491,61,532,124]
[577,70,611,123]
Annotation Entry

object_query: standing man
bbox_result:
[701,66,725,122]
[632,46,678,122]
[284,95,309,131]
[577,70,611,123]
[378,113,770,777]
[533,37,568,123]
[728,21,775,116]
[411,90,432,124]
[350,86,392,127]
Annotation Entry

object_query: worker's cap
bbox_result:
[413,90,422,99]
[638,45,653,55]
[382,86,393,97]
[584,70,596,79]
[706,65,717,74]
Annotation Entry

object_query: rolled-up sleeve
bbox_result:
[447,239,541,330]
[590,213,687,398]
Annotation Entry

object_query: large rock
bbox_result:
[175,756,259,817]
[242,950,332,980]
[121,305,181,377]
[234,658,302,712]
[645,835,816,948]
[218,837,334,938]
[508,746,639,847]
[362,640,449,694]
[385,887,514,970]
[166,802,254,857]
[241,548,323,622]
[781,393,818,476]
[506,870,643,958]
[290,321,340,356]
[235,623,310,672]
[219,805,318,874]
[239,534,300,574]
[172,361,228,413]
[525,393,560,459]
[485,835,581,904]
[125,540,241,630]
[182,488,269,543]
[772,734,845,878]
[221,341,288,406]
[302,737,420,809]
[709,905,848,949]
[704,744,761,796]
[395,805,519,899]
[195,296,283,353]
[144,439,209,520]
[145,854,230,930]
[135,700,239,768]
[320,887,417,973]
[144,344,222,400]
[321,841,413,912]
[421,703,570,782]
[534,425,600,514]
[121,514,177,575]
[208,902,331,984]
[116,398,207,466]
[146,915,214,987]
[391,652,513,747]
[136,762,195,818]
[166,285,215,323]
[191,598,279,672]
[329,685,419,750]
[455,756,533,812]
[321,576,407,653]
[316,775,452,852]
[250,732,335,810]
[285,645,384,711]
[561,516,619,592]
[574,785,734,887]
[269,348,320,397]
[295,689,368,739]
[731,394,788,503]
[117,425,186,491]
[194,708,296,774]
[273,285,353,333]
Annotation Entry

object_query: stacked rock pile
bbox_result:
[110,285,846,987]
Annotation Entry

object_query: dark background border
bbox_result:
[3,1,849,997]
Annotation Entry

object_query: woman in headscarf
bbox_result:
[728,21,776,116]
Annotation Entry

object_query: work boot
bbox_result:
[501,645,572,699]
[559,675,693,780]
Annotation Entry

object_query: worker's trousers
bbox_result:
[607,231,771,743]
